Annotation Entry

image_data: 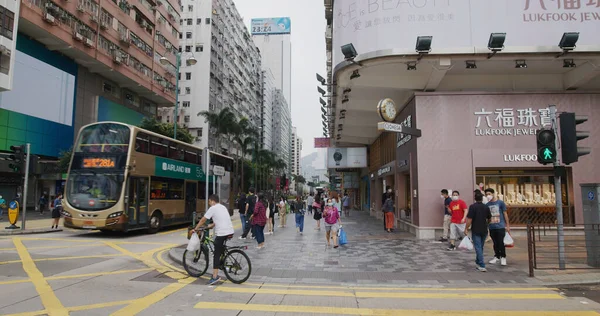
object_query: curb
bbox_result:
[0,228,63,236]
[168,246,186,266]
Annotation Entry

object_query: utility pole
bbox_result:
[550,105,566,270]
[21,143,31,230]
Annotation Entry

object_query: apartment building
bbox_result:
[291,126,301,176]
[158,0,262,152]
[272,88,291,173]
[260,68,275,151]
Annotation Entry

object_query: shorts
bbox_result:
[325,223,339,233]
[450,223,466,240]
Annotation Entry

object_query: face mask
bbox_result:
[387,189,392,193]
[440,195,445,199]
[487,195,493,201]
[452,196,459,201]
[327,203,333,206]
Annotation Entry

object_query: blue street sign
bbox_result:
[9,201,17,209]
[588,191,595,201]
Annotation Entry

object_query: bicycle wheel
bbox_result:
[222,249,252,284]
[182,246,209,277]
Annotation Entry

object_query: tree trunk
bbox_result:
[240,157,245,193]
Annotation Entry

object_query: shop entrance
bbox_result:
[476,169,573,225]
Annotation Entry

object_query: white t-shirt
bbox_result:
[204,203,234,237]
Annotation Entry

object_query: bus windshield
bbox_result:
[75,123,130,153]
[67,172,124,211]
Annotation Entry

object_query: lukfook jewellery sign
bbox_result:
[474,107,551,136]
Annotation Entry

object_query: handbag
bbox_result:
[339,227,347,245]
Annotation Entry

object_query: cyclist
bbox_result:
[192,194,234,285]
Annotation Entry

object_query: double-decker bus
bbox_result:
[62,122,234,233]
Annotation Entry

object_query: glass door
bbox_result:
[185,182,197,221]
[128,177,149,226]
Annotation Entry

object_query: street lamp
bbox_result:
[160,54,197,139]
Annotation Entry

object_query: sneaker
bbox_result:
[446,245,456,251]
[208,276,222,285]
[239,236,247,240]
[439,237,448,242]
[501,258,507,266]
[489,257,499,264]
[476,266,487,272]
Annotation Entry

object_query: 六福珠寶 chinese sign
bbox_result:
[474,107,551,136]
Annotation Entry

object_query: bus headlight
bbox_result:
[108,212,124,218]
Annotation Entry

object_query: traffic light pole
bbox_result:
[550,105,566,270]
[21,143,30,230]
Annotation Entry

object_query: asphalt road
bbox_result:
[1,214,600,315]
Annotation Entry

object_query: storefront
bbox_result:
[402,92,600,239]
[370,161,396,220]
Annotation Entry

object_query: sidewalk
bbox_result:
[168,210,546,286]
[0,209,62,235]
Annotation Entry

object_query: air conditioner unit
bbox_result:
[76,4,84,12]
[0,45,10,56]
[113,55,122,64]
[43,13,56,24]
[84,38,94,47]
[72,32,83,41]
[90,15,98,23]
[101,22,109,29]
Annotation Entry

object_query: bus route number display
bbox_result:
[82,158,116,168]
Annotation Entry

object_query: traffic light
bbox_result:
[560,112,590,165]
[536,129,557,165]
[7,145,25,173]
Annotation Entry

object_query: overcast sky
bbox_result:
[233,0,326,158]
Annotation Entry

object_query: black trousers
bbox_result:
[213,235,228,269]
[241,217,254,238]
[490,228,506,259]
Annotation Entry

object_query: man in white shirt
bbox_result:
[193,194,234,285]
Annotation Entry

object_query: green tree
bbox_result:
[139,117,194,144]
[197,108,238,153]
[58,148,73,173]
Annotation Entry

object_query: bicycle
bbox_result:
[182,228,252,284]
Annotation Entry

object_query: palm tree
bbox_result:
[197,108,237,153]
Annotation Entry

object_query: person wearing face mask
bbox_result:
[323,198,341,248]
[382,186,392,231]
[447,191,468,251]
[485,188,510,266]
[439,189,452,242]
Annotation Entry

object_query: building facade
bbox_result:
[291,126,302,175]
[251,17,292,108]
[325,0,600,238]
[0,0,20,91]
[159,0,262,152]
[272,88,291,173]
[1,0,180,206]
[260,69,275,151]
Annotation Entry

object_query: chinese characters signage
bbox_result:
[397,115,413,147]
[314,137,331,148]
[82,158,116,168]
[474,107,551,136]
[523,0,600,22]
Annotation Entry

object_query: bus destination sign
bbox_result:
[155,157,207,181]
[82,158,116,168]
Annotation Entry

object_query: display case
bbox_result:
[476,170,572,225]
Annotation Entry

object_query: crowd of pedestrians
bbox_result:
[234,188,348,250]
[440,188,511,272]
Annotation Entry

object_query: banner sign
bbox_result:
[251,17,291,35]
[314,138,331,148]
[155,157,206,181]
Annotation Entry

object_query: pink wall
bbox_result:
[415,93,600,227]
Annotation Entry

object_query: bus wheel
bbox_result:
[148,212,162,234]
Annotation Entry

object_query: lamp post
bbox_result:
[159,54,197,140]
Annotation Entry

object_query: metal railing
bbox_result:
[527,223,600,277]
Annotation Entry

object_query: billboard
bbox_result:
[333,0,600,65]
[327,147,367,169]
[251,17,291,35]
[314,137,331,148]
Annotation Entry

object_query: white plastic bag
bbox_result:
[187,231,200,251]
[504,233,514,248]
[458,237,474,251]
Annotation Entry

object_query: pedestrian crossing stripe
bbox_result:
[213,287,564,300]
[195,302,599,315]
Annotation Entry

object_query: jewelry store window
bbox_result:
[476,169,572,226]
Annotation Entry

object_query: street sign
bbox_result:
[212,165,225,176]
[6,200,19,229]
[377,122,422,137]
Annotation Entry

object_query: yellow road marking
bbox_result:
[195,303,600,315]
[240,282,557,291]
[158,227,188,235]
[214,287,564,300]
[104,242,187,280]
[0,268,153,286]
[4,300,134,316]
[111,277,196,316]
[0,253,127,265]
[0,242,104,251]
[17,237,176,246]
[13,238,69,316]
[156,249,211,281]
